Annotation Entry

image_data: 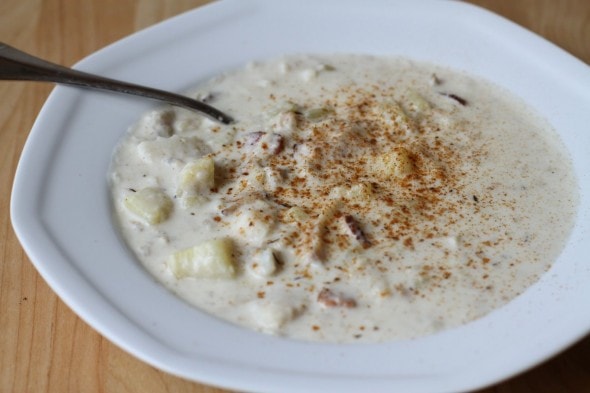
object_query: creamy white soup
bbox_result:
[109,54,577,343]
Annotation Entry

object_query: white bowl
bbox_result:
[11,1,590,392]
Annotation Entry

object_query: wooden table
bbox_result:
[1,1,588,392]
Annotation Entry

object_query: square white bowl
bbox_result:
[11,1,590,392]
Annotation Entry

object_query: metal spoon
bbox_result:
[0,42,233,125]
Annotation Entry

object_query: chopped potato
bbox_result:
[136,135,210,169]
[232,200,276,243]
[283,206,309,223]
[370,147,415,179]
[271,111,298,132]
[347,182,373,200]
[248,248,278,278]
[124,187,172,224]
[177,156,215,198]
[167,238,235,279]
[247,300,300,332]
[331,182,373,201]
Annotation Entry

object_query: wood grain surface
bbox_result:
[1,1,588,392]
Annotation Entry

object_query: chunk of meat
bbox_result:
[343,215,371,249]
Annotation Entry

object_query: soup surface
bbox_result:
[109,54,577,343]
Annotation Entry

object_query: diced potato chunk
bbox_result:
[248,248,278,278]
[137,135,209,166]
[331,182,373,201]
[347,182,373,200]
[177,156,215,197]
[247,300,300,332]
[371,147,415,179]
[283,206,309,223]
[124,187,172,224]
[232,200,275,243]
[271,111,298,132]
[167,238,235,279]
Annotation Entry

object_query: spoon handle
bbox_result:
[0,42,233,124]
